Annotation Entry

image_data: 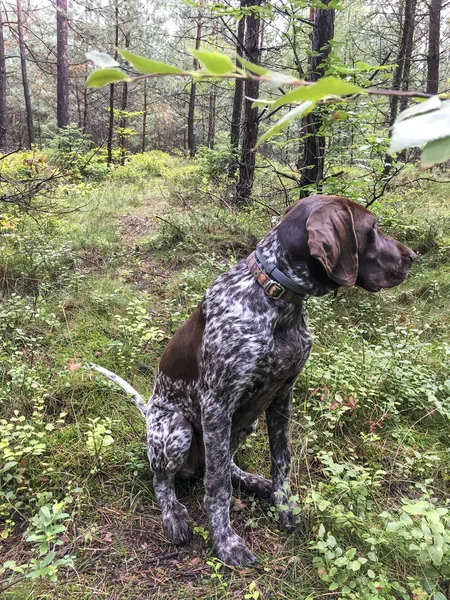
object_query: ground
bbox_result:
[1,155,450,599]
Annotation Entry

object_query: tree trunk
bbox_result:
[228,4,246,177]
[107,2,119,165]
[82,82,88,134]
[142,79,147,153]
[187,7,202,158]
[16,0,35,147]
[426,0,441,94]
[235,0,262,206]
[207,84,216,149]
[0,3,7,150]
[119,30,130,165]
[399,0,418,113]
[383,0,417,174]
[298,1,335,197]
[56,0,69,129]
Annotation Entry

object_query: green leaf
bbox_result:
[40,552,56,568]
[421,136,450,169]
[86,51,119,68]
[348,560,361,571]
[433,593,447,600]
[2,461,18,471]
[255,101,314,148]
[403,501,431,516]
[40,505,51,520]
[329,582,340,591]
[270,76,364,110]
[390,101,450,153]
[191,50,234,75]
[237,55,269,76]
[86,68,129,88]
[250,98,275,108]
[118,48,184,74]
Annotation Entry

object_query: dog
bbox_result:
[93,194,416,566]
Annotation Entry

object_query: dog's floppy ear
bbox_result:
[306,201,358,287]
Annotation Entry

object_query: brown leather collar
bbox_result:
[246,251,304,305]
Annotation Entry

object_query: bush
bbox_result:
[111,150,172,182]
[197,145,235,181]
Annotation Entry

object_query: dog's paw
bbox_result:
[278,504,301,532]
[162,503,192,545]
[215,531,257,567]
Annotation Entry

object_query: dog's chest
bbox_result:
[230,318,312,428]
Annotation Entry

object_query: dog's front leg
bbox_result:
[266,385,299,531]
[202,404,256,566]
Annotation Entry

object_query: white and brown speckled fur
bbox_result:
[93,195,416,567]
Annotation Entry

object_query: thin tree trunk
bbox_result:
[426,0,441,94]
[228,3,246,177]
[119,30,130,165]
[187,6,202,158]
[207,84,216,149]
[298,0,335,197]
[56,0,69,128]
[383,0,417,174]
[0,3,7,150]
[16,0,35,147]
[399,0,417,113]
[235,0,262,206]
[107,2,119,165]
[82,82,88,134]
[142,78,147,153]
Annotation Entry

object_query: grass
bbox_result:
[1,152,450,599]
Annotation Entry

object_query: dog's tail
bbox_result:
[90,364,147,418]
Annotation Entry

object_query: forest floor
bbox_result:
[2,153,450,599]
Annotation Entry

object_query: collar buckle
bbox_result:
[263,279,285,299]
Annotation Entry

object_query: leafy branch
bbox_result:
[86,48,450,168]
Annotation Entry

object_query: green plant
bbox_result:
[310,524,410,600]
[206,557,228,595]
[85,417,116,472]
[381,498,450,595]
[106,296,166,369]
[193,525,210,542]
[197,145,234,181]
[244,581,260,600]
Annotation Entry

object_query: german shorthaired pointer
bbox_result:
[93,194,416,566]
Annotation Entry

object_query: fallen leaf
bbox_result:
[67,358,82,372]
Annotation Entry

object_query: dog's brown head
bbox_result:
[277,195,416,293]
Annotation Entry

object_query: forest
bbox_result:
[1,0,450,598]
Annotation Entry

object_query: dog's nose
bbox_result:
[409,251,417,263]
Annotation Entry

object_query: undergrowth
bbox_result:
[0,148,450,599]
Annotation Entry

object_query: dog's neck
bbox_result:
[256,228,330,297]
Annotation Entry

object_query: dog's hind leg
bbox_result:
[147,406,193,545]
[231,463,272,499]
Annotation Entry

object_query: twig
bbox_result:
[154,215,185,238]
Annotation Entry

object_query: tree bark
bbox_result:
[235,0,262,205]
[383,0,417,174]
[399,0,418,113]
[119,30,130,165]
[426,0,441,94]
[187,6,202,158]
[107,1,119,165]
[142,78,147,153]
[0,3,7,150]
[56,0,69,129]
[16,0,35,147]
[228,4,246,177]
[298,1,335,197]
[207,84,216,149]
